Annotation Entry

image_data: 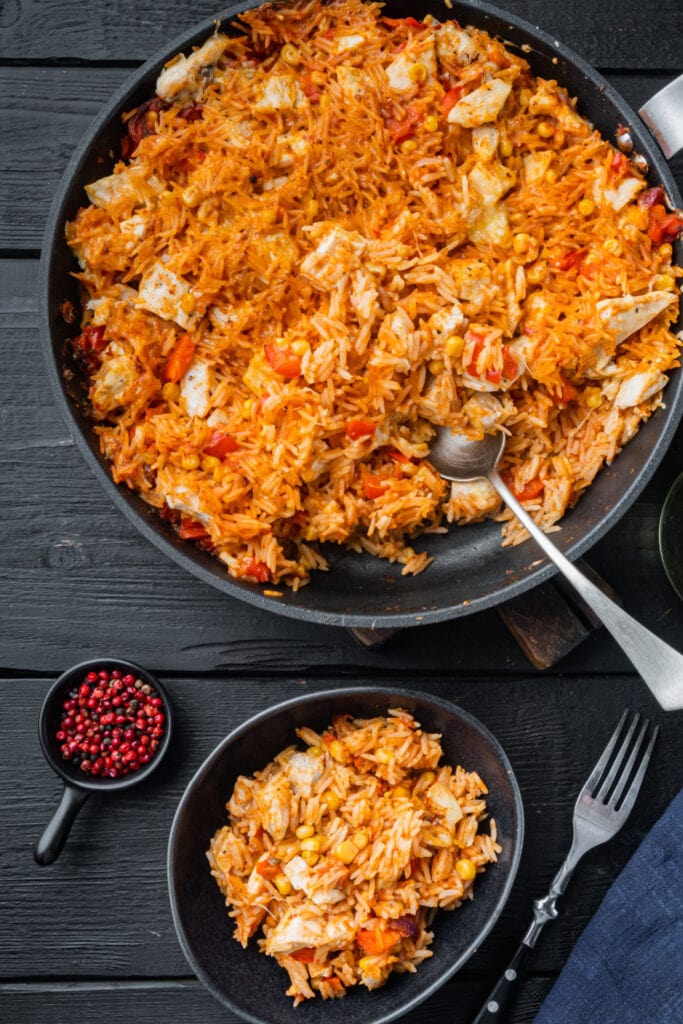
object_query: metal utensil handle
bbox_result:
[639,74,683,159]
[471,941,534,1023]
[34,784,90,866]
[490,470,683,711]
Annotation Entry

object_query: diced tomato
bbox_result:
[485,366,502,385]
[290,947,316,964]
[178,517,209,541]
[502,473,545,502]
[255,857,280,879]
[387,448,410,463]
[126,97,170,154]
[264,343,302,378]
[205,431,239,459]
[638,186,664,210]
[647,204,682,245]
[362,474,390,499]
[554,248,586,272]
[357,925,402,956]
[442,85,465,117]
[466,339,517,385]
[388,103,423,143]
[382,15,424,29]
[551,376,579,405]
[502,345,520,381]
[301,73,320,102]
[179,103,203,122]
[345,420,376,441]
[163,334,195,382]
[244,559,271,583]
[77,324,107,354]
[609,150,630,178]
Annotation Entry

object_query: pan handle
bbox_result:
[639,74,683,160]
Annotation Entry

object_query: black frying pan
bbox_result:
[39,0,683,629]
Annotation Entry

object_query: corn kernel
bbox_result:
[307,199,320,218]
[328,740,348,763]
[625,205,649,230]
[604,237,622,256]
[290,338,310,356]
[296,824,315,840]
[536,121,555,139]
[262,208,277,226]
[393,786,411,799]
[202,455,221,471]
[445,335,465,358]
[428,358,445,376]
[401,138,417,153]
[499,137,513,158]
[408,61,428,83]
[280,43,302,66]
[659,243,673,260]
[243,397,254,416]
[301,849,320,867]
[655,273,675,291]
[545,168,558,184]
[334,839,359,865]
[512,232,532,255]
[180,292,196,314]
[424,114,439,133]
[307,745,324,756]
[526,261,547,285]
[419,771,436,786]
[162,382,180,402]
[274,874,292,896]
[375,747,394,764]
[319,93,331,112]
[584,387,603,409]
[181,185,202,208]
[311,71,326,86]
[301,835,322,853]
[180,453,200,470]
[353,829,370,850]
[322,790,341,811]
[578,198,595,217]
[358,957,374,972]
[213,465,226,482]
[456,858,477,881]
[519,89,533,109]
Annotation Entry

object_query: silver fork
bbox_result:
[472,710,659,1023]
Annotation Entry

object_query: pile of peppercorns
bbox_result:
[56,669,165,778]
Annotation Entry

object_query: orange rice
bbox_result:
[207,708,499,1004]
[66,0,682,589]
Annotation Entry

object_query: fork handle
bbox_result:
[471,941,535,1022]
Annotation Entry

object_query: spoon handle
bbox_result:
[490,469,683,711]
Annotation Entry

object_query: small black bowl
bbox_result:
[35,657,173,866]
[168,687,523,1024]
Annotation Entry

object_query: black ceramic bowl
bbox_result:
[35,657,174,865]
[168,687,523,1024]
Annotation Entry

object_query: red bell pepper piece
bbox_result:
[290,947,316,963]
[178,517,209,541]
[345,420,376,440]
[163,334,195,382]
[244,559,271,583]
[264,343,302,378]
[205,431,239,459]
[362,474,390,499]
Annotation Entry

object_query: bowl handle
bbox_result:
[639,74,683,159]
[34,783,91,866]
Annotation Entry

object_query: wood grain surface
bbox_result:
[2,1,682,1021]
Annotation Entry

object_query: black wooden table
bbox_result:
[2,2,682,1022]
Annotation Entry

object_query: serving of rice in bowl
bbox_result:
[168,688,523,1023]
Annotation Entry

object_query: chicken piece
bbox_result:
[386,40,437,94]
[596,291,675,344]
[300,225,366,291]
[265,910,356,955]
[428,302,466,342]
[282,857,345,907]
[461,391,504,429]
[90,342,140,415]
[469,161,516,207]
[350,270,379,320]
[254,75,304,113]
[522,150,554,187]
[285,751,324,798]
[181,359,213,419]
[336,66,374,102]
[161,480,212,525]
[336,33,365,53]
[156,34,229,100]
[447,478,500,517]
[274,130,309,168]
[447,79,512,127]
[468,202,510,247]
[451,261,495,310]
[592,172,644,211]
[615,370,668,409]
[137,262,194,329]
[435,22,478,66]
[471,125,499,162]
[85,166,162,210]
[255,776,292,842]
[528,80,587,136]
[425,782,464,831]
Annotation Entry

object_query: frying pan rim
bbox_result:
[39,0,683,628]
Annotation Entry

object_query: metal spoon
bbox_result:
[429,427,683,711]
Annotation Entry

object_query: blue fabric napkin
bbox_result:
[534,788,683,1024]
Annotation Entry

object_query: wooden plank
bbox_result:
[0,976,555,1024]
[2,675,681,979]
[2,260,682,676]
[1,0,682,68]
[1,65,682,249]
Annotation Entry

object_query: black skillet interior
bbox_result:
[41,0,683,629]
[168,687,524,1024]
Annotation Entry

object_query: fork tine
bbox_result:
[595,712,640,802]
[614,725,659,820]
[609,718,650,808]
[582,709,629,796]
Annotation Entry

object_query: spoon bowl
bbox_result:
[429,428,505,483]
